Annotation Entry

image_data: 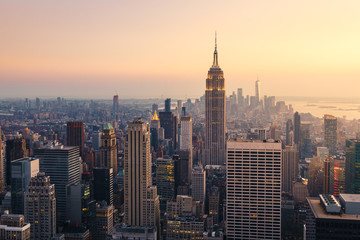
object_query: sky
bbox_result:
[1,1,360,99]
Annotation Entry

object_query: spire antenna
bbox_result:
[212,31,219,67]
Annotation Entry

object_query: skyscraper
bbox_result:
[191,166,206,203]
[93,167,113,205]
[113,94,119,112]
[5,136,29,186]
[25,172,56,240]
[124,118,160,231]
[34,143,81,224]
[150,111,160,150]
[345,139,360,194]
[11,157,39,214]
[282,146,298,194]
[165,98,171,112]
[227,139,282,240]
[0,128,4,193]
[179,114,192,151]
[286,119,294,146]
[156,157,177,209]
[237,88,244,106]
[66,122,85,157]
[294,112,301,146]
[100,123,117,175]
[204,35,226,165]
[324,114,337,155]
[255,78,261,105]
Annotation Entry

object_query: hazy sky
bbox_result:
[1,1,360,99]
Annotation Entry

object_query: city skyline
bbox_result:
[2,1,360,99]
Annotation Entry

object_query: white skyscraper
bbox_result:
[226,139,282,240]
[180,115,192,151]
[191,166,206,203]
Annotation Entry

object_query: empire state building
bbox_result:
[204,35,226,165]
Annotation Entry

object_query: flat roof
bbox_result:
[340,194,360,203]
[307,197,360,221]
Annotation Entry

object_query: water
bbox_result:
[278,96,360,120]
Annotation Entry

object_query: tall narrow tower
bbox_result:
[124,118,160,231]
[255,78,261,104]
[100,123,117,175]
[204,34,226,165]
[0,128,4,193]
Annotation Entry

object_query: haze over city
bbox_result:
[1,0,360,99]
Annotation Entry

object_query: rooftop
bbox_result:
[307,197,360,221]
[340,193,360,203]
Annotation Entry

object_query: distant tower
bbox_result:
[25,172,56,240]
[237,88,243,106]
[165,98,171,112]
[113,94,119,112]
[324,114,337,155]
[255,78,261,104]
[294,112,301,145]
[286,119,294,146]
[66,122,85,157]
[100,123,117,175]
[204,33,226,165]
[124,119,160,231]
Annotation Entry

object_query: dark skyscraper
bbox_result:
[345,139,360,194]
[34,144,81,225]
[294,112,301,145]
[100,123,117,175]
[67,122,84,157]
[5,136,29,186]
[0,128,4,193]
[93,167,113,205]
[204,35,226,165]
[165,98,171,112]
[324,114,337,155]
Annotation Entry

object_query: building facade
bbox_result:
[124,119,160,231]
[324,115,337,156]
[25,172,56,239]
[226,139,282,239]
[204,36,226,166]
[100,123,117,175]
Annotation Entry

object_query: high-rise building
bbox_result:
[0,128,4,193]
[345,139,360,194]
[165,98,171,112]
[286,119,294,146]
[208,186,219,225]
[152,103,158,114]
[95,202,114,240]
[294,112,301,145]
[34,143,81,224]
[0,212,31,240]
[66,122,85,157]
[204,35,226,166]
[306,194,360,240]
[124,119,160,231]
[150,111,160,150]
[324,114,337,155]
[11,157,39,214]
[156,157,177,209]
[227,139,282,240]
[67,183,96,231]
[191,166,206,203]
[159,111,174,140]
[323,157,331,194]
[255,78,261,105]
[282,146,298,194]
[180,114,192,151]
[330,156,345,196]
[113,94,119,112]
[174,149,192,185]
[100,123,117,175]
[5,136,29,186]
[237,88,243,106]
[300,122,312,159]
[93,167,113,205]
[25,172,56,240]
